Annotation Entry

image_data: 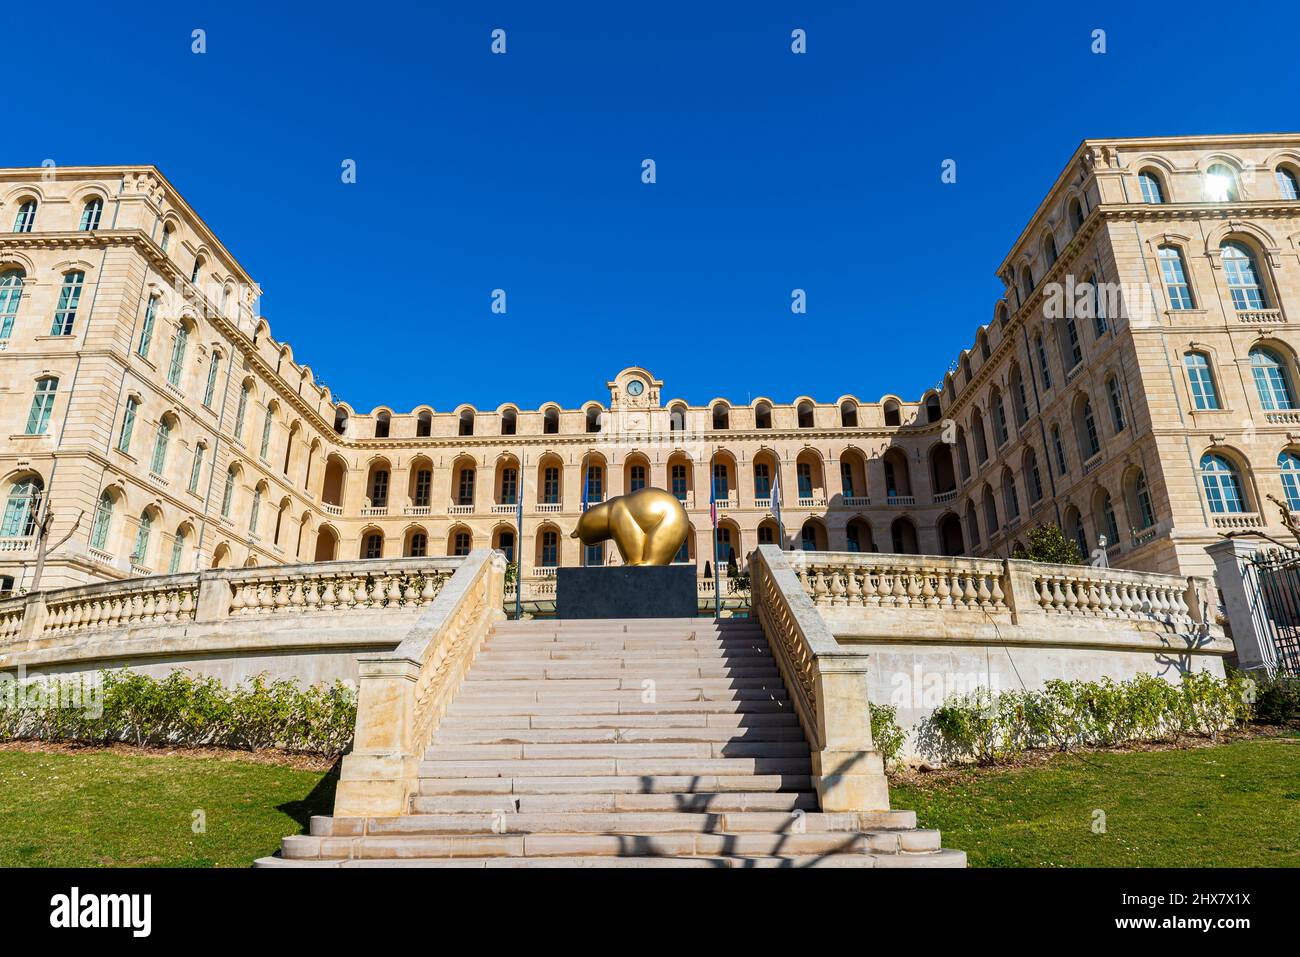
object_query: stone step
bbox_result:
[258,852,966,869]
[430,725,807,745]
[348,814,935,844]
[446,699,793,716]
[423,742,810,761]
[280,830,943,861]
[439,712,802,731]
[454,688,789,705]
[416,773,813,795]
[464,669,783,684]
[418,756,812,778]
[476,646,774,661]
[490,618,760,633]
[408,791,825,814]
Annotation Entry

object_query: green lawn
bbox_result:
[0,748,335,867]
[891,735,1300,867]
[0,736,1296,867]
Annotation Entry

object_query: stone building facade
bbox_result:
[1,133,1299,592]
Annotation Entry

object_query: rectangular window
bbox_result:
[203,354,220,407]
[415,469,432,507]
[585,542,604,566]
[50,272,84,336]
[260,409,273,458]
[501,468,518,504]
[167,326,188,387]
[118,398,138,453]
[1036,336,1053,390]
[797,463,812,499]
[543,467,559,504]
[671,464,687,502]
[541,532,558,567]
[586,467,603,503]
[840,462,854,498]
[457,469,474,505]
[994,401,1009,445]
[1065,319,1083,369]
[372,470,390,508]
[189,445,205,493]
[0,272,23,340]
[150,420,170,474]
[138,298,157,357]
[754,463,771,499]
[629,464,645,493]
[711,464,728,501]
[1052,425,1068,475]
[1159,248,1195,310]
[25,379,58,435]
[1185,354,1220,410]
[222,471,235,517]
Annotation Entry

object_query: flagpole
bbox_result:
[711,449,721,621]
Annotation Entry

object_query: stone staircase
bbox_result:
[257,617,964,867]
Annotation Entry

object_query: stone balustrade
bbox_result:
[334,548,505,817]
[0,557,463,651]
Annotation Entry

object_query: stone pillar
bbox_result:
[811,654,891,812]
[333,656,421,817]
[1206,538,1271,673]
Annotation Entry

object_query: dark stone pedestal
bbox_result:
[556,565,698,619]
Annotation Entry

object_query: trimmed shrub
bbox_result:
[917,671,1251,765]
[0,669,356,756]
[868,702,905,766]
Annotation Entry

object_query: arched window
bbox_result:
[407,531,428,558]
[1199,454,1245,513]
[79,198,103,231]
[417,410,432,437]
[12,199,36,232]
[149,416,171,474]
[1,476,42,538]
[925,394,941,423]
[540,529,558,567]
[364,532,384,559]
[670,406,686,431]
[167,323,189,387]
[1250,347,1296,410]
[585,406,602,433]
[1070,198,1085,230]
[983,486,998,534]
[964,501,980,547]
[1221,242,1267,311]
[1051,423,1068,475]
[24,377,58,435]
[450,531,470,558]
[190,255,204,285]
[160,224,173,253]
[0,268,25,340]
[1106,376,1126,433]
[259,404,274,458]
[118,396,139,452]
[375,411,391,438]
[1157,246,1194,310]
[1020,265,1034,300]
[333,406,348,435]
[501,408,517,436]
[458,409,475,436]
[50,271,85,336]
[991,390,1009,446]
[1278,167,1300,200]
[188,443,205,493]
[544,407,560,434]
[713,404,730,430]
[883,400,901,427]
[800,523,819,551]
[840,401,858,427]
[1098,492,1119,545]
[1279,452,1300,511]
[1184,352,1220,410]
[1204,164,1239,202]
[1043,233,1057,267]
[1025,449,1044,503]
[797,401,815,428]
[90,490,115,550]
[754,402,772,429]
[1138,170,1165,204]
[971,409,989,464]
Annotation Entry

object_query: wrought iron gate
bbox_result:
[1243,547,1300,677]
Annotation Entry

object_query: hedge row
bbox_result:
[916,672,1254,765]
[0,670,356,756]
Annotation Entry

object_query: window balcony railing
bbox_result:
[1235,308,1284,324]
[491,503,517,514]
[403,505,432,516]
[796,496,827,508]
[886,494,915,507]
[88,546,115,565]
[753,496,772,510]
[1211,512,1263,530]
[361,506,388,517]
[1065,362,1084,384]
[447,504,473,515]
[933,490,958,504]
[1082,451,1104,476]
[0,536,34,554]
[536,502,563,513]
[130,562,151,577]
[321,503,343,516]
[1131,526,1158,547]
[839,496,871,507]
[1265,411,1300,425]
[713,496,737,511]
[148,471,168,488]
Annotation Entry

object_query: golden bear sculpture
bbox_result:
[570,487,690,566]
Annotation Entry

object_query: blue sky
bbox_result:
[15,1,1299,413]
